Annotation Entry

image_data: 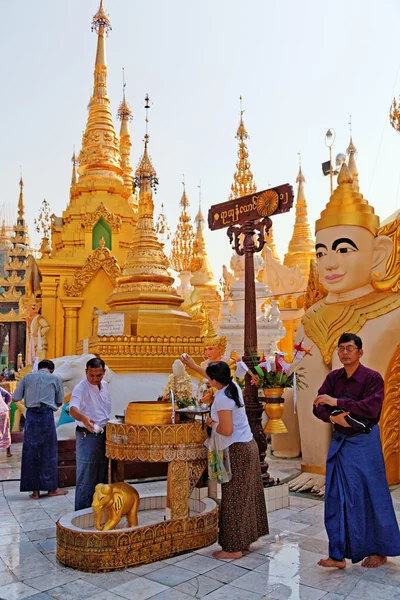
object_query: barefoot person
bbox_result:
[14,360,67,499]
[313,333,400,569]
[182,356,268,559]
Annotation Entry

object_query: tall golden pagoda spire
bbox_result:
[77,1,123,184]
[106,96,199,338]
[71,149,77,186]
[284,159,315,279]
[264,224,281,263]
[18,176,24,219]
[347,136,359,192]
[117,70,135,201]
[190,183,221,324]
[170,181,195,273]
[229,97,257,200]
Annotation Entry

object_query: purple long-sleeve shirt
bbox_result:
[313,363,384,435]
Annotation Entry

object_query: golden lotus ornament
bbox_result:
[262,387,288,434]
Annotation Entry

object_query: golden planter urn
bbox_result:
[125,401,179,426]
[262,387,288,434]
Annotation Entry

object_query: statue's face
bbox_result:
[204,345,221,361]
[315,225,376,294]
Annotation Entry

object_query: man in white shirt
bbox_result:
[70,357,111,510]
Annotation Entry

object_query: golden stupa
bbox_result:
[0,177,32,367]
[36,2,138,358]
[284,161,315,279]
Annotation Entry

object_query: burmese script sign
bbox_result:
[98,313,126,336]
[208,184,294,231]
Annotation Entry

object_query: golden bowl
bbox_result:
[125,401,179,426]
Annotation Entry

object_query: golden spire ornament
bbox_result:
[155,203,172,243]
[284,157,315,278]
[170,181,195,273]
[34,199,52,258]
[117,69,135,200]
[18,176,24,219]
[71,149,77,186]
[229,97,257,200]
[346,135,359,193]
[78,1,123,184]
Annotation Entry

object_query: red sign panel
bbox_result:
[208,184,294,231]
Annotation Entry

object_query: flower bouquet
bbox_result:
[234,342,311,434]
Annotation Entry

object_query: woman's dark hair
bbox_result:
[86,357,106,370]
[338,333,362,350]
[205,361,243,407]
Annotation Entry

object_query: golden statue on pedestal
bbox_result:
[92,482,139,531]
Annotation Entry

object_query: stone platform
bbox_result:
[1,445,400,599]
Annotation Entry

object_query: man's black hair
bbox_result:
[38,359,55,371]
[86,357,106,370]
[338,333,362,350]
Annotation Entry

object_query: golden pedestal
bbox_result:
[56,421,218,572]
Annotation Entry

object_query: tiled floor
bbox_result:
[0,444,399,599]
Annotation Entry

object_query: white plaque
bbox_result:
[98,313,126,336]
[82,338,89,354]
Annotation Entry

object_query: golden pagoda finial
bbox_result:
[191,181,207,273]
[18,174,24,219]
[170,180,196,272]
[155,203,172,242]
[229,97,257,200]
[316,162,379,235]
[117,69,134,195]
[284,157,315,278]
[346,129,359,193]
[71,148,77,186]
[134,95,158,186]
[78,2,123,184]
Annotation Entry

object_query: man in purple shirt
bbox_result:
[313,332,400,569]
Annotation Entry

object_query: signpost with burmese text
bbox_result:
[208,184,294,484]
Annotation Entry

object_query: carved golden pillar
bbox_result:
[40,280,59,359]
[61,297,84,356]
[166,460,189,519]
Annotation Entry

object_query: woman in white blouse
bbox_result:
[183,357,268,559]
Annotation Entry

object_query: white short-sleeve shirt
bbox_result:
[70,378,111,429]
[210,383,253,446]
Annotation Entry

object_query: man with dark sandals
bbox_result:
[14,360,68,499]
[314,333,400,569]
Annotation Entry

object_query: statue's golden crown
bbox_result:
[315,163,379,235]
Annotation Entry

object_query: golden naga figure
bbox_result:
[291,159,400,489]
[92,482,140,531]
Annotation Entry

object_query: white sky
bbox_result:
[2,0,400,284]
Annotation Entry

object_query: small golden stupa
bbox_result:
[284,160,315,279]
